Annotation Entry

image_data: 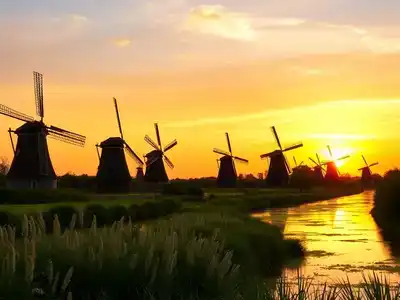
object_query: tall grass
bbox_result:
[0,213,398,300]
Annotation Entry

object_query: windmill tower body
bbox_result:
[7,122,57,189]
[261,126,303,187]
[361,167,372,180]
[136,167,144,180]
[144,150,169,183]
[216,156,237,187]
[313,166,325,183]
[325,162,340,181]
[213,132,248,188]
[95,98,144,193]
[96,137,131,193]
[0,71,86,190]
[266,152,290,186]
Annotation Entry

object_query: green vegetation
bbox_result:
[371,169,400,257]
[0,212,304,300]
[0,213,398,299]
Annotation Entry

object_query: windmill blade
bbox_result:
[48,129,85,147]
[361,155,368,167]
[213,148,230,156]
[327,145,333,157]
[95,144,100,161]
[260,151,277,159]
[337,155,350,161]
[33,71,44,120]
[164,139,177,152]
[225,132,232,154]
[8,128,15,154]
[299,161,304,166]
[47,125,86,144]
[0,104,35,123]
[369,162,379,167]
[358,167,366,171]
[124,141,144,166]
[283,143,303,152]
[233,156,249,164]
[113,98,124,140]
[316,153,321,165]
[154,123,162,148]
[271,126,283,150]
[144,134,160,150]
[164,155,174,169]
[309,157,319,166]
[283,153,292,173]
[293,156,297,167]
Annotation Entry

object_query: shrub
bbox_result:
[83,205,109,227]
[373,169,400,219]
[128,204,140,221]
[108,205,130,223]
[47,206,79,231]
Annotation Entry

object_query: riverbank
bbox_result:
[0,211,304,300]
[371,169,400,257]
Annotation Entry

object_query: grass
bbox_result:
[0,213,399,299]
[0,211,304,300]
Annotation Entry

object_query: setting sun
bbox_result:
[321,146,354,169]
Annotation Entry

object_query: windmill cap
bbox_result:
[15,121,46,134]
[100,137,125,147]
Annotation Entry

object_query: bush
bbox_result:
[47,206,79,231]
[83,205,110,227]
[108,205,130,222]
[373,169,400,219]
[162,182,204,198]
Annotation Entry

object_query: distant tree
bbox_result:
[0,157,9,175]
[289,165,314,191]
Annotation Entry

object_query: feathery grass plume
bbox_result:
[53,215,61,237]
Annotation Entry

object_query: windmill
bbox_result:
[309,153,326,183]
[358,155,378,184]
[323,145,350,181]
[96,98,143,193]
[260,126,303,186]
[213,132,249,187]
[135,155,146,181]
[0,71,86,189]
[143,123,177,183]
[292,156,304,171]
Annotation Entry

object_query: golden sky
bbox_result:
[1,0,400,178]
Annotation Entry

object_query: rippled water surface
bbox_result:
[253,191,400,284]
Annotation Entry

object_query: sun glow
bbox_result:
[322,146,354,168]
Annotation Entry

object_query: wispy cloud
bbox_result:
[182,5,258,41]
[113,38,132,47]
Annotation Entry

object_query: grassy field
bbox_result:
[0,212,398,300]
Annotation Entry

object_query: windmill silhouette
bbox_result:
[0,71,86,189]
[213,132,249,187]
[96,98,143,193]
[358,155,378,184]
[292,156,304,171]
[309,153,326,183]
[260,126,303,186]
[323,145,350,181]
[135,155,146,181]
[143,123,177,183]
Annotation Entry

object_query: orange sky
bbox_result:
[1,1,400,178]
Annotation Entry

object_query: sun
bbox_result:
[323,146,353,168]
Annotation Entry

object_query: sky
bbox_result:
[1,0,400,178]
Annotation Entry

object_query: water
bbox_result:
[253,191,400,285]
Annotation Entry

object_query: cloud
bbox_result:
[183,5,257,41]
[113,38,132,47]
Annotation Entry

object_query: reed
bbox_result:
[0,213,398,300]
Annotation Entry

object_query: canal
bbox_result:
[253,191,400,285]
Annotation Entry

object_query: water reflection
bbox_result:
[253,191,400,284]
